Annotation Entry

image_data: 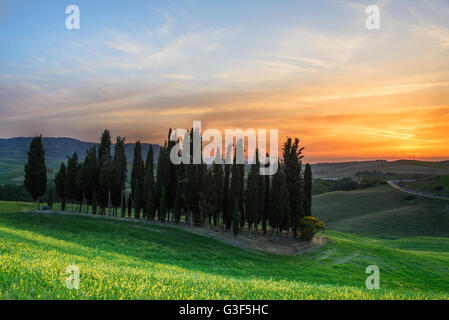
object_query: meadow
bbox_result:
[1,187,449,300]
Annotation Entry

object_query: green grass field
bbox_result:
[1,190,449,300]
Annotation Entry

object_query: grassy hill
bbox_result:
[404,174,449,198]
[313,185,449,238]
[312,160,449,179]
[0,137,161,184]
[1,199,449,299]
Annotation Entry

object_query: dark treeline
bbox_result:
[23,130,325,241]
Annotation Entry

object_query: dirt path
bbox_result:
[28,209,327,256]
[387,180,449,201]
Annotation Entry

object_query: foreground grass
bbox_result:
[0,201,448,299]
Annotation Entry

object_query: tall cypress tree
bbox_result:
[304,163,313,217]
[131,141,145,219]
[223,144,232,230]
[144,145,154,220]
[246,149,260,234]
[213,150,224,228]
[146,183,155,221]
[173,186,181,224]
[155,145,170,222]
[66,153,79,211]
[229,142,244,230]
[83,147,98,213]
[76,158,87,213]
[237,140,245,229]
[262,154,270,236]
[268,163,289,238]
[24,135,47,210]
[282,137,305,237]
[112,137,127,216]
[55,162,67,211]
[255,166,266,236]
[97,130,112,213]
[99,149,113,216]
[166,129,179,218]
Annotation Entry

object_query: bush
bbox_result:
[404,195,416,201]
[299,216,326,241]
[333,177,359,191]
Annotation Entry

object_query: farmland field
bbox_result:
[1,190,449,300]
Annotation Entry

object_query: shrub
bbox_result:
[299,216,326,241]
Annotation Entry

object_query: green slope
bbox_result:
[0,201,448,299]
[313,185,449,238]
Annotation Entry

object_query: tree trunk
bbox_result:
[108,190,112,216]
[120,189,124,218]
[36,199,40,211]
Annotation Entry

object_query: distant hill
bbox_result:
[0,137,161,184]
[312,159,449,179]
[0,137,161,163]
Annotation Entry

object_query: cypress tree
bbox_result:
[98,130,112,214]
[127,193,132,218]
[55,162,67,211]
[304,163,312,217]
[66,153,79,212]
[182,158,200,226]
[159,186,167,222]
[166,129,179,217]
[113,137,127,216]
[213,150,224,228]
[282,137,305,237]
[131,141,145,219]
[146,183,155,221]
[223,144,232,230]
[144,145,154,220]
[135,180,143,219]
[237,140,245,229]
[246,149,260,234]
[174,186,181,224]
[261,155,270,236]
[24,135,47,210]
[268,164,289,238]
[203,168,218,228]
[99,151,113,216]
[232,199,240,236]
[155,146,170,222]
[83,147,98,213]
[255,168,265,236]
[92,188,98,215]
[76,157,87,213]
[229,144,243,230]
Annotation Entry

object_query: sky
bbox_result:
[0,0,449,163]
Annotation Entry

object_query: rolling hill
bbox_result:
[313,185,449,238]
[312,160,449,179]
[0,137,161,184]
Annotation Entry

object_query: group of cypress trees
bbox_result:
[54,130,128,216]
[28,129,314,240]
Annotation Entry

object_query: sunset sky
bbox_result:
[1,0,449,162]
